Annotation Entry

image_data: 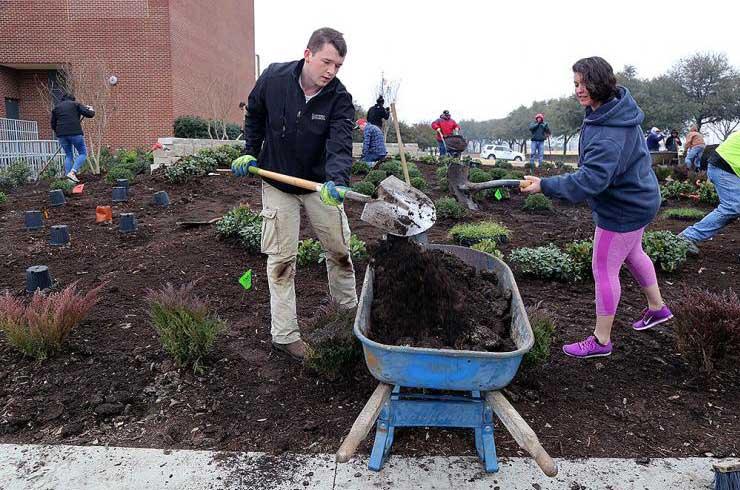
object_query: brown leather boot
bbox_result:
[271,340,307,361]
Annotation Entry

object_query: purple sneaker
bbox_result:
[632,305,673,331]
[562,335,612,358]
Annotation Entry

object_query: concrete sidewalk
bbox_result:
[0,443,724,489]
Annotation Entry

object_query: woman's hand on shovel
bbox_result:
[520,176,541,194]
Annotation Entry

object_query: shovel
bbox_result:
[447,162,527,211]
[247,166,436,237]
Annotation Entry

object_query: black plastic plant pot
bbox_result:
[49,225,70,246]
[152,190,170,207]
[116,178,129,189]
[26,265,53,293]
[24,210,44,230]
[119,213,138,233]
[112,186,128,202]
[49,189,66,207]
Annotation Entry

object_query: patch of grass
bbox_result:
[435,197,466,219]
[662,207,705,220]
[449,221,511,246]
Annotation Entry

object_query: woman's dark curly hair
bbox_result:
[572,57,619,103]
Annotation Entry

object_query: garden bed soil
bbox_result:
[370,239,514,351]
[0,162,738,461]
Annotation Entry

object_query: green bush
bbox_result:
[349,234,368,261]
[49,179,75,196]
[438,156,458,166]
[216,205,262,253]
[470,239,503,259]
[351,161,370,175]
[304,302,361,380]
[564,239,593,277]
[174,116,240,140]
[674,288,740,373]
[297,238,324,267]
[449,221,511,246]
[506,170,525,180]
[379,160,402,178]
[105,165,135,184]
[435,165,448,180]
[365,169,387,186]
[418,155,437,165]
[509,244,581,282]
[697,180,719,205]
[522,304,556,370]
[351,180,376,196]
[654,165,672,181]
[164,153,218,184]
[540,162,555,170]
[147,282,225,374]
[468,168,491,183]
[522,194,554,213]
[0,160,31,190]
[0,191,6,204]
[410,176,428,191]
[435,197,466,219]
[495,160,513,169]
[662,207,705,220]
[660,180,695,199]
[407,162,423,179]
[488,167,509,180]
[642,231,688,272]
[198,144,242,168]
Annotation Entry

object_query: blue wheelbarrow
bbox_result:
[336,244,558,477]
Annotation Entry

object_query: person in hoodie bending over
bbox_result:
[522,57,672,359]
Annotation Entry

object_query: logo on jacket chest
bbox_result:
[311,113,327,121]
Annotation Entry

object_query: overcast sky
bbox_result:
[254,0,740,124]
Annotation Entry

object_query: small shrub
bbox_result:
[418,155,437,165]
[349,234,369,261]
[105,165,135,184]
[662,207,705,220]
[642,230,688,272]
[410,176,428,191]
[365,169,387,186]
[435,165,448,180]
[540,162,555,170]
[304,302,362,380]
[379,160,402,178]
[654,165,672,181]
[485,187,511,200]
[49,179,75,196]
[505,170,525,180]
[522,304,556,370]
[697,180,719,205]
[297,238,324,267]
[495,160,513,169]
[351,180,376,196]
[0,283,103,360]
[660,180,695,200]
[147,282,225,374]
[564,239,593,278]
[351,161,370,175]
[470,239,503,259]
[238,224,262,254]
[216,205,262,253]
[449,221,511,246]
[488,167,509,180]
[509,244,581,282]
[522,194,554,213]
[406,163,423,179]
[468,168,491,183]
[164,153,217,184]
[438,176,449,191]
[0,191,6,204]
[0,160,31,190]
[438,156,458,166]
[435,197,466,219]
[674,288,740,373]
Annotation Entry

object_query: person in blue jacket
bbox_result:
[356,118,387,167]
[646,127,664,151]
[522,57,672,359]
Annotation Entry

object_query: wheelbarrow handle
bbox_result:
[247,166,372,203]
[463,179,524,192]
[336,383,392,463]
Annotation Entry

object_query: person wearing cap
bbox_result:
[684,124,706,171]
[431,110,460,157]
[367,96,390,129]
[528,113,551,172]
[646,127,665,152]
[356,118,387,167]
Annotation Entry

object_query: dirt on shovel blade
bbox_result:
[369,240,516,352]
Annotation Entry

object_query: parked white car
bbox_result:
[480,144,524,161]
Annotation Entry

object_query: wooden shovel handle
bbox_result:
[247,167,372,203]
[486,391,558,477]
[336,383,392,463]
[464,179,523,192]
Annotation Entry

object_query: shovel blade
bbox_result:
[360,175,436,237]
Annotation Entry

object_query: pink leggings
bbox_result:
[592,226,657,316]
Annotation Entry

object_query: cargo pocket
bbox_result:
[260,208,280,254]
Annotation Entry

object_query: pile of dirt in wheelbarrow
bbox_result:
[369,239,516,352]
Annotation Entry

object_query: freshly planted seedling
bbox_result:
[435,197,467,219]
[662,207,706,220]
[470,239,503,259]
[522,194,554,213]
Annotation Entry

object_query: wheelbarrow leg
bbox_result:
[473,391,499,472]
[368,397,394,471]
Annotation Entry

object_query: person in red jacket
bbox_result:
[431,110,460,156]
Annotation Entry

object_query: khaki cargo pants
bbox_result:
[260,182,357,344]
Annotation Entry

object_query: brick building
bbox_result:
[0,0,255,149]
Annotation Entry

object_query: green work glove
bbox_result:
[319,181,346,206]
[231,154,257,177]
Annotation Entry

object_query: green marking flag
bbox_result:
[239,269,253,290]
[494,188,503,201]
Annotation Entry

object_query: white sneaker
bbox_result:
[66,171,79,183]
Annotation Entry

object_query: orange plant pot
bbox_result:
[96,206,113,223]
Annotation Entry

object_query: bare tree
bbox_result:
[35,62,117,174]
[192,74,241,140]
[708,119,740,141]
[374,72,401,139]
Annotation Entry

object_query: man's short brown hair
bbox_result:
[307,27,347,57]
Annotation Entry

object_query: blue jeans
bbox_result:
[361,152,387,168]
[681,165,740,243]
[438,140,447,157]
[530,140,544,170]
[58,134,87,174]
[685,145,704,170]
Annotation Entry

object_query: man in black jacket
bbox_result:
[51,94,95,183]
[231,27,356,361]
[367,96,390,129]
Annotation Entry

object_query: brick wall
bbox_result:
[18,71,54,139]
[0,66,20,118]
[0,0,254,149]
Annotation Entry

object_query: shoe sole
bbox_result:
[271,342,305,361]
[562,348,612,359]
[633,314,673,331]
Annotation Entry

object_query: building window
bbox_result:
[4,98,20,119]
